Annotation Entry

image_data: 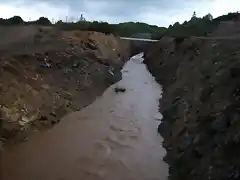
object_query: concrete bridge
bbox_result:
[120,37,158,55]
[120,37,158,42]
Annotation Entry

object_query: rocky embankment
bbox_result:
[144,22,240,180]
[0,25,131,147]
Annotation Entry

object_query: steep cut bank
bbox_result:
[0,25,131,147]
[144,21,240,180]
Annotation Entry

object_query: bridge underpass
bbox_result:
[120,37,158,56]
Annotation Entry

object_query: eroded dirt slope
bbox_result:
[0,25,130,147]
[144,21,240,180]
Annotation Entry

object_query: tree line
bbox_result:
[153,12,240,39]
[0,12,239,38]
[54,21,166,38]
[0,16,164,37]
[0,16,165,37]
[0,16,52,26]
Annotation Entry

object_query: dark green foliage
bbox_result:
[56,21,117,35]
[57,21,166,37]
[9,16,24,24]
[36,17,52,25]
[0,16,51,26]
[55,20,63,24]
[87,21,116,34]
[0,15,166,38]
[0,16,24,25]
[0,12,239,38]
[114,22,166,37]
[154,12,240,39]
[214,12,240,22]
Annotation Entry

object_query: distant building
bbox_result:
[79,14,86,21]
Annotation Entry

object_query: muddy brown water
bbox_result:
[1,53,168,180]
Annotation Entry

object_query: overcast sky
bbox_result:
[0,0,239,27]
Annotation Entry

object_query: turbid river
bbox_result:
[1,53,168,180]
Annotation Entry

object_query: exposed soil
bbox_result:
[0,25,131,147]
[144,21,240,180]
[1,54,168,180]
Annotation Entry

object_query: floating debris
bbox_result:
[114,86,126,93]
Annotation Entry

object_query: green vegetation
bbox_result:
[56,21,117,35]
[0,16,165,38]
[153,12,240,39]
[55,21,166,38]
[0,16,24,25]
[114,22,166,37]
[0,12,239,38]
